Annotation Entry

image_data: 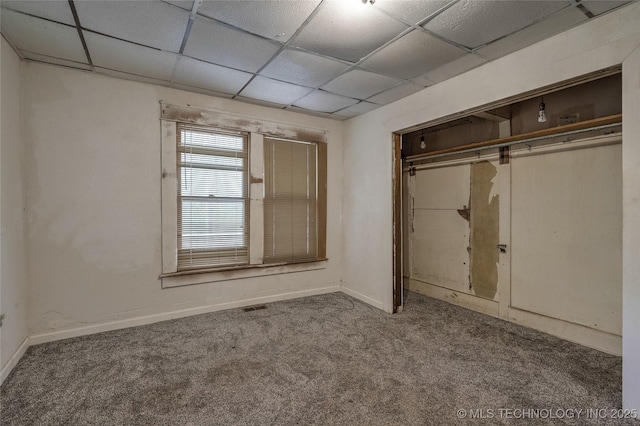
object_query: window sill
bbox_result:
[160,259,328,289]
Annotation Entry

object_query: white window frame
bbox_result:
[159,102,328,288]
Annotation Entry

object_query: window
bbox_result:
[177,125,248,270]
[160,103,327,286]
[264,138,317,264]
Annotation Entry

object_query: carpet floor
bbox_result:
[0,291,634,425]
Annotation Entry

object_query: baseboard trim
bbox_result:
[340,286,386,311]
[508,307,622,355]
[406,278,500,317]
[1,336,30,385]
[406,279,622,356]
[30,286,341,345]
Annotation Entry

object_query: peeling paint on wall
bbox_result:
[160,102,328,143]
[457,205,470,221]
[470,161,499,300]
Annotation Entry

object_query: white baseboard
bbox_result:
[1,336,30,385]
[406,278,621,356]
[509,307,621,355]
[340,286,386,311]
[30,285,341,345]
[406,278,499,317]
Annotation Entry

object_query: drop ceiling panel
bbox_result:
[184,17,281,72]
[163,0,194,11]
[95,67,171,87]
[581,1,630,15]
[1,9,87,63]
[293,90,359,113]
[339,101,379,115]
[291,1,409,63]
[173,56,253,95]
[375,0,453,25]
[421,53,487,84]
[239,76,312,106]
[361,30,466,79]
[23,52,92,71]
[0,0,613,121]
[84,32,177,81]
[75,0,189,52]
[173,84,234,99]
[367,83,424,105]
[424,0,572,49]
[322,69,401,100]
[1,1,76,26]
[259,48,350,88]
[236,96,298,110]
[476,6,587,60]
[197,0,320,42]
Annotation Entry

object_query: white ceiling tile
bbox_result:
[290,0,409,62]
[1,9,87,63]
[1,1,76,26]
[375,0,453,25]
[259,48,350,88]
[75,0,189,52]
[163,0,194,11]
[184,17,281,72]
[424,0,573,49]
[331,109,359,119]
[339,101,380,115]
[367,83,424,105]
[477,6,587,60]
[95,67,171,86]
[239,76,312,106]
[285,106,335,119]
[293,90,359,113]
[361,30,466,79]
[173,56,253,95]
[422,53,487,84]
[581,1,631,15]
[411,74,435,87]
[84,32,177,81]
[197,0,320,42]
[172,83,234,99]
[23,52,92,71]
[236,96,294,110]
[322,69,401,100]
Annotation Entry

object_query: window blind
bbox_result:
[263,138,318,264]
[177,124,248,270]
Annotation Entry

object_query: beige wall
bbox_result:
[622,43,640,414]
[23,63,344,341]
[1,37,29,381]
[342,2,640,409]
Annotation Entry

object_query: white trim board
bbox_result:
[406,279,621,355]
[340,286,386,312]
[1,337,30,385]
[30,286,340,345]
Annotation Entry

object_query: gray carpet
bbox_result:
[0,291,634,425]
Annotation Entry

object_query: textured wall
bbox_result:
[1,38,29,380]
[23,64,344,340]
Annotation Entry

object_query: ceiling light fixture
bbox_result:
[420,130,426,150]
[538,96,547,123]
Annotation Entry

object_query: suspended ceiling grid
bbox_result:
[0,0,631,120]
